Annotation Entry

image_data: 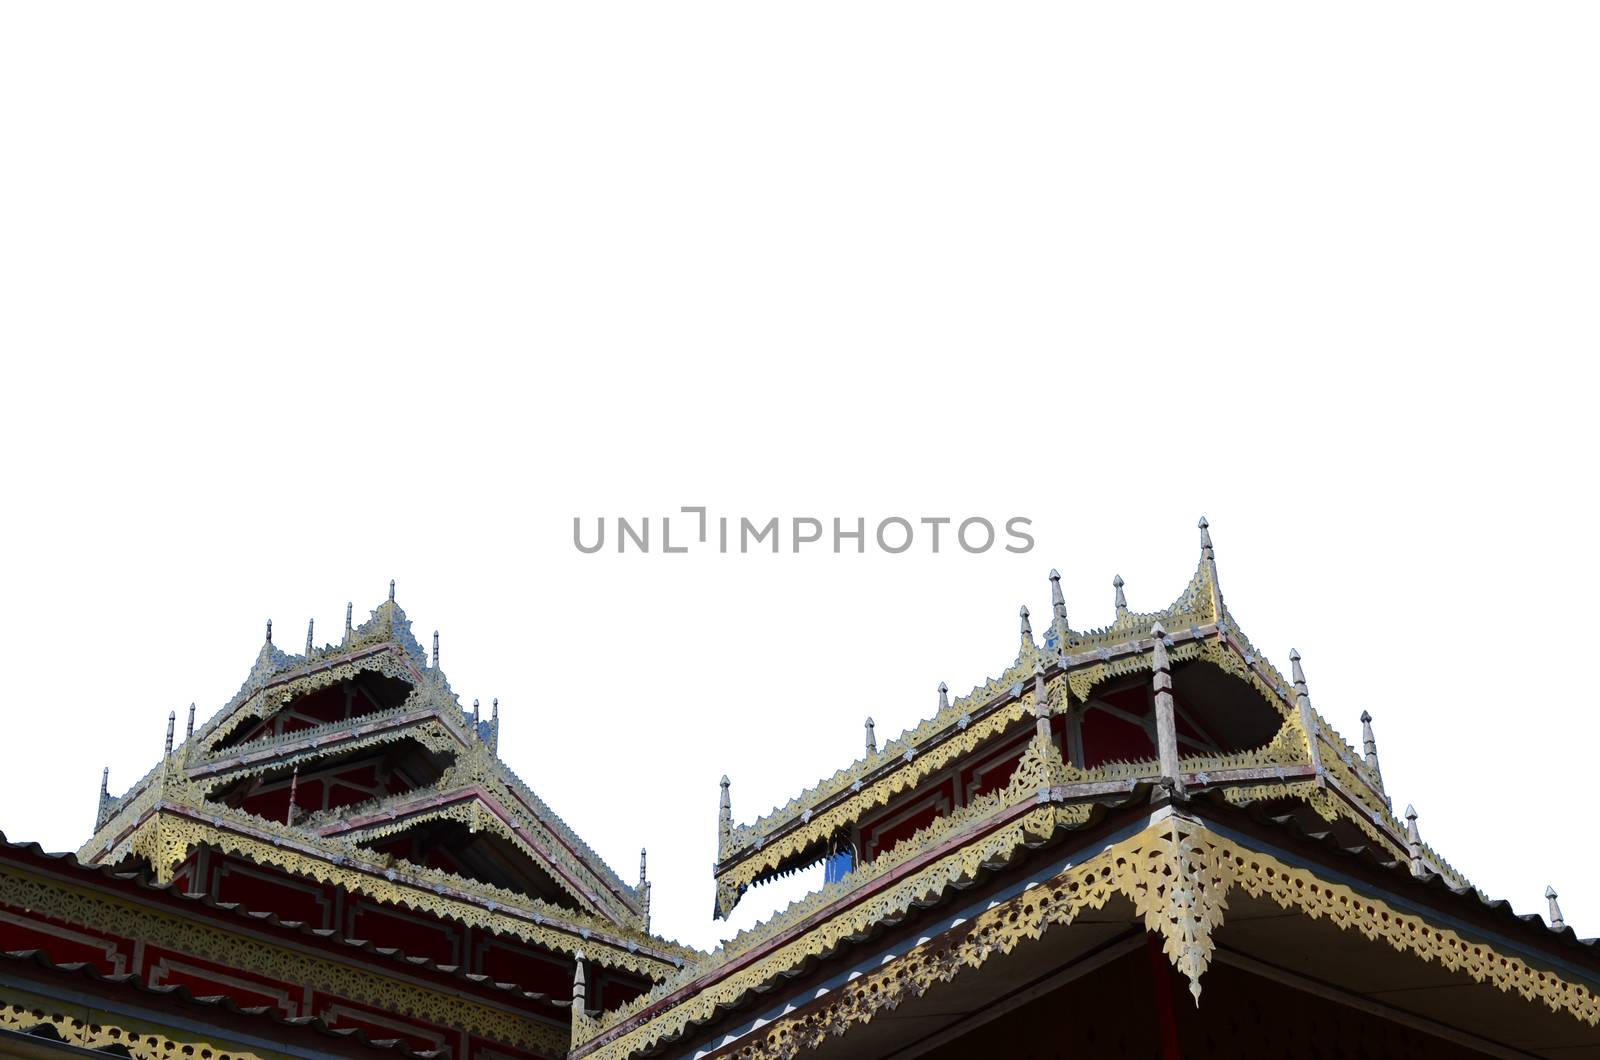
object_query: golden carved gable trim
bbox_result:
[0,869,567,1056]
[581,814,1598,1060]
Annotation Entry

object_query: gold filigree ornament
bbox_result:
[0,869,568,1055]
[577,814,1598,1060]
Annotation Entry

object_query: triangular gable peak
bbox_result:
[80,586,695,983]
[711,519,1459,918]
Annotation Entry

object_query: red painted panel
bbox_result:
[0,911,127,974]
[211,858,335,927]
[144,946,300,1016]
[349,901,459,964]
[860,779,954,861]
[476,939,572,996]
[1081,709,1154,768]
[312,991,456,1054]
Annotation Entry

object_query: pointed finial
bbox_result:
[1546,886,1566,931]
[100,766,109,796]
[1198,515,1212,555]
[1049,568,1067,628]
[492,697,499,722]
[265,618,273,643]
[473,698,481,726]
[286,764,300,826]
[389,579,396,602]
[1360,710,1382,784]
[639,848,649,887]
[305,618,315,657]
[864,716,876,756]
[1019,605,1033,642]
[1290,648,1307,690]
[1112,574,1127,613]
[185,702,196,740]
[345,601,353,640]
[431,630,439,669]
[937,681,949,711]
[1405,804,1424,876]
[718,775,733,845]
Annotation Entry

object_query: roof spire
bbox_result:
[717,775,733,851]
[1019,605,1033,646]
[864,717,876,757]
[473,698,481,727]
[639,850,651,931]
[1198,516,1223,621]
[185,702,195,740]
[286,765,300,826]
[164,711,175,756]
[265,618,273,644]
[344,601,353,643]
[1032,660,1051,742]
[431,630,440,670]
[1546,886,1566,931]
[305,618,315,657]
[1049,568,1068,638]
[1360,710,1384,789]
[937,681,949,711]
[489,697,500,753]
[1112,574,1127,615]
[389,579,396,603]
[100,767,108,797]
[1289,649,1326,781]
[1405,804,1424,877]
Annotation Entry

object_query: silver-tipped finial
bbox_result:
[1405,805,1424,876]
[305,619,315,657]
[864,717,876,756]
[345,602,353,640]
[100,767,109,796]
[431,630,439,669]
[1290,648,1307,691]
[1049,569,1067,628]
[1112,574,1127,613]
[1198,516,1213,554]
[1019,605,1032,642]
[265,618,273,644]
[937,682,949,711]
[1360,710,1382,781]
[164,711,176,755]
[185,702,196,739]
[1547,886,1566,931]
[473,698,481,725]
[492,697,499,722]
[639,848,649,887]
[389,579,396,602]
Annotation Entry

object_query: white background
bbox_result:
[1,3,1596,954]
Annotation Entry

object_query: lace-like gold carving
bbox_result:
[579,816,1597,1060]
[0,869,567,1055]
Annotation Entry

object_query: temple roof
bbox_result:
[710,519,1457,919]
[79,585,698,979]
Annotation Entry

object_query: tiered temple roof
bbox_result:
[1,531,1595,1060]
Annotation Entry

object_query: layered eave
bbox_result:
[712,529,1435,919]
[583,786,1597,1060]
[80,593,699,981]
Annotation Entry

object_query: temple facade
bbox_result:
[1,523,1596,1058]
